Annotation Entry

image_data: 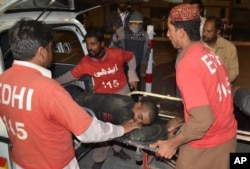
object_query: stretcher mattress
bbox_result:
[129,91,250,143]
[115,121,168,152]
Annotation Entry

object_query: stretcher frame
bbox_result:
[128,91,250,142]
[116,91,250,169]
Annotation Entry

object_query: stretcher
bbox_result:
[113,91,181,169]
[115,119,176,169]
[113,91,250,169]
[128,91,250,142]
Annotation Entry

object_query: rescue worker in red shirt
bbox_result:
[150,4,237,169]
[56,29,138,94]
[56,29,139,169]
[0,19,140,169]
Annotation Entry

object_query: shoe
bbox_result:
[91,161,104,169]
[113,149,131,161]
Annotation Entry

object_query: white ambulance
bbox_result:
[0,0,101,168]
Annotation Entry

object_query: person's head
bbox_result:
[84,29,105,58]
[8,19,54,67]
[117,0,130,12]
[132,100,158,125]
[167,4,201,49]
[202,16,222,45]
[129,11,143,33]
[190,0,204,16]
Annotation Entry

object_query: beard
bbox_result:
[202,36,217,43]
[88,48,105,58]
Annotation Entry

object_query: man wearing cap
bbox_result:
[150,4,237,169]
[110,11,150,96]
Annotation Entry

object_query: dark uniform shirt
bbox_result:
[102,10,131,34]
[75,92,134,124]
[74,91,168,142]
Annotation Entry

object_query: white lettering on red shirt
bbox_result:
[94,64,118,77]
[0,83,34,111]
[201,52,222,75]
[217,77,231,102]
[201,52,231,102]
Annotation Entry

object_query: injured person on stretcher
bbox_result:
[65,84,184,144]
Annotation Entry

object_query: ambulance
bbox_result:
[0,0,101,168]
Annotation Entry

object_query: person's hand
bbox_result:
[121,119,141,134]
[140,64,147,78]
[129,81,138,91]
[167,117,184,138]
[150,139,178,159]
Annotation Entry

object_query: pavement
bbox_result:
[79,144,174,169]
[78,40,250,169]
[78,141,250,169]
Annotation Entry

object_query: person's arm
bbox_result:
[141,33,150,66]
[55,71,79,85]
[110,32,119,48]
[126,55,139,89]
[76,117,140,143]
[104,12,120,34]
[150,105,214,159]
[233,87,250,116]
[141,33,151,77]
[110,27,125,49]
[228,44,239,82]
[179,106,214,142]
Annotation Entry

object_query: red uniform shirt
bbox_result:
[71,48,134,93]
[176,43,237,148]
[0,62,93,169]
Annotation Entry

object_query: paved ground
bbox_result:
[79,144,173,169]
[78,40,250,169]
[78,141,250,169]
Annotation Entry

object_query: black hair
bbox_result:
[118,0,131,6]
[190,0,204,9]
[190,0,204,15]
[205,16,222,31]
[84,29,105,43]
[140,100,159,124]
[8,19,53,61]
[171,20,201,41]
